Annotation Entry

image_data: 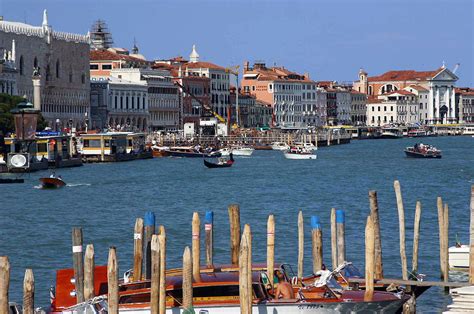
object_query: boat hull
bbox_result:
[404,150,441,159]
[204,159,233,168]
[169,151,221,158]
[221,148,254,157]
[284,153,317,160]
[449,245,469,270]
[39,177,66,189]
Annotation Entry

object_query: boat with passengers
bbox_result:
[404,143,442,158]
[50,263,409,313]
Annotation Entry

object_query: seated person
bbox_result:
[274,270,295,299]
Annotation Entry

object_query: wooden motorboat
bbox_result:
[283,146,317,160]
[39,176,66,189]
[404,143,442,158]
[381,127,403,139]
[204,154,234,168]
[51,263,409,314]
[150,145,170,158]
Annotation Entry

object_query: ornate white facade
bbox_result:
[0,41,18,95]
[0,10,90,129]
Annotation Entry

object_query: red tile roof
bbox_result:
[185,61,225,70]
[406,85,428,92]
[368,68,442,82]
[90,49,149,63]
[244,66,314,83]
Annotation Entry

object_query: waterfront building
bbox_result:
[350,91,367,126]
[90,76,148,131]
[403,85,429,124]
[0,10,91,129]
[317,81,353,126]
[336,88,351,125]
[0,43,18,95]
[108,68,179,131]
[367,90,419,126]
[456,87,474,123]
[90,49,150,79]
[248,101,273,128]
[242,61,325,129]
[353,66,459,124]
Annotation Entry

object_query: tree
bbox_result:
[0,93,48,135]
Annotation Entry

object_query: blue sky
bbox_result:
[2,0,473,86]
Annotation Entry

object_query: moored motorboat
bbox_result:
[407,129,428,137]
[168,146,221,158]
[150,145,170,157]
[404,143,442,158]
[449,244,469,270]
[381,127,403,139]
[283,146,317,160]
[220,146,254,157]
[52,263,409,313]
[39,176,66,189]
[271,142,290,151]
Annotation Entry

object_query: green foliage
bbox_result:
[0,93,49,135]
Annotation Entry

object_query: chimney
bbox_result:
[243,60,249,71]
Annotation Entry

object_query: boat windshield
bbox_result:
[339,264,363,278]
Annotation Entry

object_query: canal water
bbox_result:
[1,136,473,312]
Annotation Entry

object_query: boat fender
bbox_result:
[291,276,299,286]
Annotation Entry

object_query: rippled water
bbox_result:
[1,136,473,312]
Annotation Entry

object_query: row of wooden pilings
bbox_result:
[2,182,474,313]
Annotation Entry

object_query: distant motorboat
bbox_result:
[449,244,469,270]
[284,146,317,160]
[204,154,234,168]
[39,176,66,189]
[168,146,221,158]
[381,127,403,139]
[271,142,290,151]
[407,129,428,137]
[220,147,254,157]
[404,143,442,158]
[150,145,170,157]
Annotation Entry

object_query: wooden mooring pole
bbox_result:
[365,215,375,301]
[437,197,447,280]
[204,211,214,267]
[443,203,449,285]
[412,201,422,273]
[182,246,193,313]
[107,247,118,314]
[394,180,408,280]
[239,225,252,314]
[192,212,201,282]
[311,216,323,273]
[470,185,474,284]
[151,235,160,314]
[133,218,144,281]
[23,269,34,314]
[0,257,9,314]
[336,209,346,266]
[298,210,304,278]
[72,227,85,303]
[228,204,241,265]
[145,212,156,280]
[84,244,95,300]
[330,208,337,270]
[369,190,383,278]
[158,234,166,314]
[267,215,275,288]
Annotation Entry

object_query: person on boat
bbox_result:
[50,172,56,178]
[274,270,295,299]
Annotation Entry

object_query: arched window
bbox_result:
[56,59,60,78]
[19,56,24,75]
[33,57,38,68]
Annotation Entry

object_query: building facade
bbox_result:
[350,91,367,125]
[367,91,419,126]
[354,66,459,124]
[90,76,149,131]
[403,85,429,124]
[0,10,90,129]
[0,43,18,95]
[242,62,325,129]
[456,88,474,123]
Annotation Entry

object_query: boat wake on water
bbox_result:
[66,183,91,187]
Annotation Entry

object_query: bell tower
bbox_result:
[359,68,368,94]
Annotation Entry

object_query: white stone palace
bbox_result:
[0,10,91,129]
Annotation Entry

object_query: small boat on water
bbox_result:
[381,127,403,139]
[204,154,234,168]
[271,142,290,151]
[449,244,469,270]
[168,146,221,158]
[404,143,442,158]
[52,263,409,313]
[407,128,428,137]
[150,145,170,158]
[284,146,317,160]
[220,146,254,157]
[39,176,66,189]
